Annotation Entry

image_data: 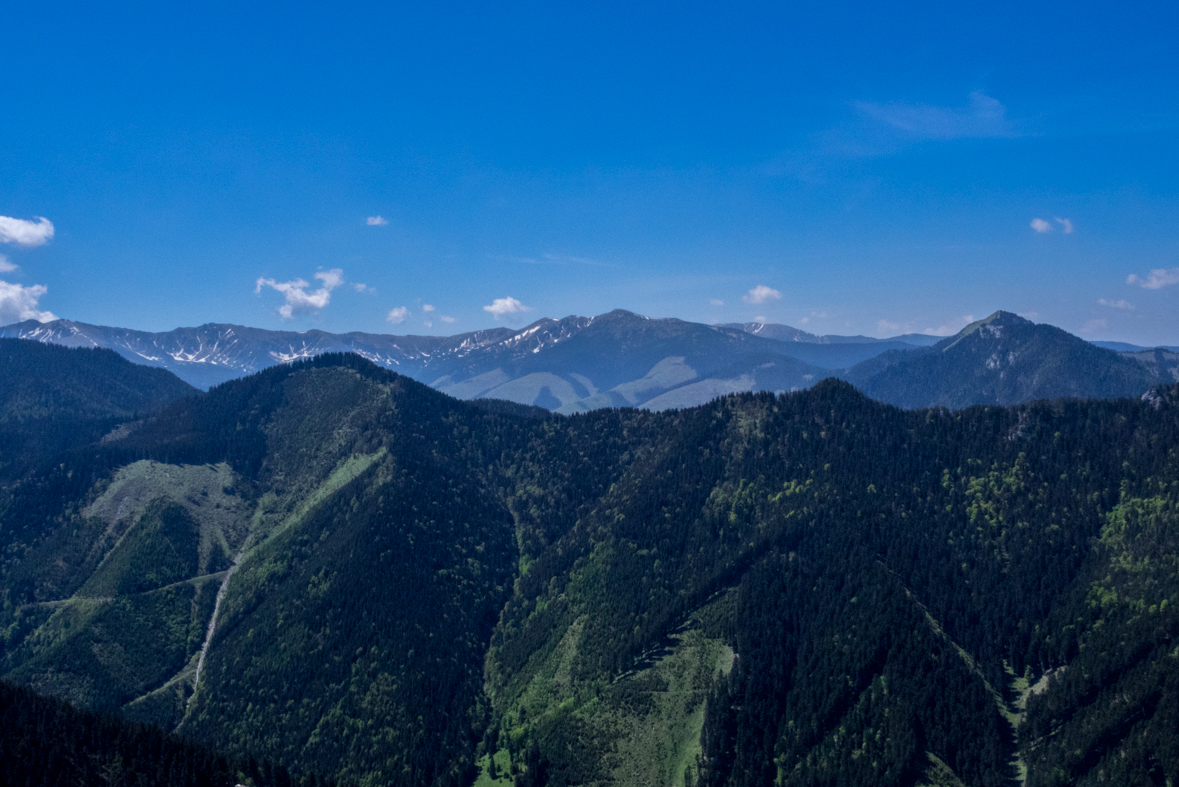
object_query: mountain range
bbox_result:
[6,309,1175,412]
[1,345,1178,787]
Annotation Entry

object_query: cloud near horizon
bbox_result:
[386,306,409,324]
[743,285,782,304]
[0,216,55,247]
[0,280,57,323]
[1127,267,1179,290]
[483,296,531,318]
[924,314,975,336]
[255,268,345,319]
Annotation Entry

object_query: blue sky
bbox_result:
[2,1,1177,343]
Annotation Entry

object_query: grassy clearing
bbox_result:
[472,749,514,787]
[601,622,734,787]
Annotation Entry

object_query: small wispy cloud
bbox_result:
[422,304,435,312]
[1082,318,1108,334]
[1030,218,1053,233]
[0,254,16,273]
[877,319,902,333]
[440,315,455,324]
[855,91,1016,141]
[743,285,782,304]
[1127,267,1179,290]
[493,252,602,266]
[483,296,532,318]
[924,314,975,336]
[1055,217,1074,234]
[1098,298,1134,310]
[255,268,345,319]
[366,216,388,226]
[354,283,375,293]
[386,306,409,324]
[0,216,55,248]
[0,280,56,323]
[709,299,724,306]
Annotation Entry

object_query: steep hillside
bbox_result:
[845,311,1159,408]
[2,353,1178,787]
[0,338,197,478]
[0,338,196,422]
[0,680,329,787]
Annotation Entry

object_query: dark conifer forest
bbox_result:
[1,342,1177,786]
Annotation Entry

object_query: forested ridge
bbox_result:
[1,348,1177,787]
[0,679,332,787]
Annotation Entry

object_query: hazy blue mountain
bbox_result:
[3,311,1175,413]
[0,318,516,389]
[1,312,829,410]
[844,311,1160,408]
[1093,339,1179,352]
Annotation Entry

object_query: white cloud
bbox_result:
[354,283,375,293]
[483,296,532,318]
[877,319,902,333]
[255,268,345,319]
[0,216,55,247]
[1127,267,1179,290]
[855,91,1015,140]
[366,216,388,226]
[1098,298,1134,310]
[0,280,57,323]
[422,304,435,312]
[386,306,409,324]
[423,320,433,328]
[753,315,768,323]
[440,315,455,323]
[1055,217,1074,234]
[315,269,344,289]
[1030,218,1052,233]
[0,254,16,273]
[709,299,724,306]
[924,314,975,336]
[743,285,782,304]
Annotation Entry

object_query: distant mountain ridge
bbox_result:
[3,309,1175,411]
